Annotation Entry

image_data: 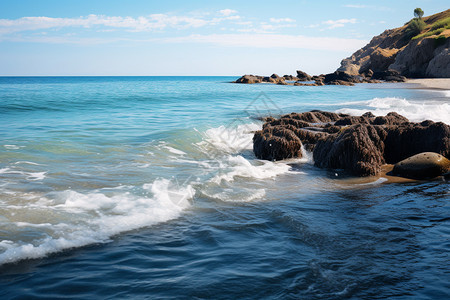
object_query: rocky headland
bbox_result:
[235,9,450,86]
[253,111,450,179]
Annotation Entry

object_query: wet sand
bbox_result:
[406,78,450,90]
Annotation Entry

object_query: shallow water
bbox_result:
[0,77,449,298]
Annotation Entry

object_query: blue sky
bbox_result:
[0,0,448,76]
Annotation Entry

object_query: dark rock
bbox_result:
[363,69,374,78]
[262,76,276,83]
[235,75,263,84]
[383,121,450,163]
[372,112,409,125]
[294,82,318,86]
[315,80,325,86]
[335,115,372,126]
[296,70,312,81]
[253,125,303,161]
[312,75,325,81]
[283,75,298,81]
[392,152,450,179]
[371,69,406,82]
[324,71,361,84]
[313,124,387,176]
[253,110,450,177]
[362,112,376,118]
[270,74,280,79]
[327,80,355,86]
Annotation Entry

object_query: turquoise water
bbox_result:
[0,76,449,298]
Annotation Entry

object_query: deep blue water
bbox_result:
[0,76,449,299]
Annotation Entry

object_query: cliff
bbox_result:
[338,9,450,78]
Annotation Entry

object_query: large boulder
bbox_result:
[392,152,450,179]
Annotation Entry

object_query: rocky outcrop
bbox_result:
[338,9,450,78]
[253,111,450,177]
[425,40,450,77]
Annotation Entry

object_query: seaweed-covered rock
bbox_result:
[383,121,450,163]
[253,125,303,161]
[313,124,387,176]
[253,110,450,176]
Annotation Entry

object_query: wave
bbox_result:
[336,97,450,124]
[0,178,194,265]
[210,155,294,184]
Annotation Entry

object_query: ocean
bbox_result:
[0,76,449,299]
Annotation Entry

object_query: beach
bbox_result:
[406,78,450,90]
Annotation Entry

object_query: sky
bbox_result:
[0,0,448,76]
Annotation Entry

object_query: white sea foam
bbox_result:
[210,155,293,184]
[0,168,11,174]
[203,188,266,202]
[3,145,21,150]
[336,97,450,124]
[14,161,42,166]
[0,178,194,265]
[0,168,46,181]
[164,146,187,156]
[199,122,261,154]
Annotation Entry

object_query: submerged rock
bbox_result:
[392,152,450,179]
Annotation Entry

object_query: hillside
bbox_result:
[338,9,450,78]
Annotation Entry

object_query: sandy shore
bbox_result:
[406,78,450,90]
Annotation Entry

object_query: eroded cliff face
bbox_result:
[338,9,450,78]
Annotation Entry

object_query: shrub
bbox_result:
[406,18,426,37]
[430,16,450,31]
[412,27,445,40]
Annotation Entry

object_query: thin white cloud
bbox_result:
[161,33,367,52]
[343,4,393,11]
[0,12,243,35]
[306,18,358,30]
[343,4,367,8]
[269,18,295,23]
[219,9,238,16]
[323,18,357,29]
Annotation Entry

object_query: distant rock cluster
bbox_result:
[253,111,450,178]
[234,69,406,86]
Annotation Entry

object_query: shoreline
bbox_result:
[405,78,450,90]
